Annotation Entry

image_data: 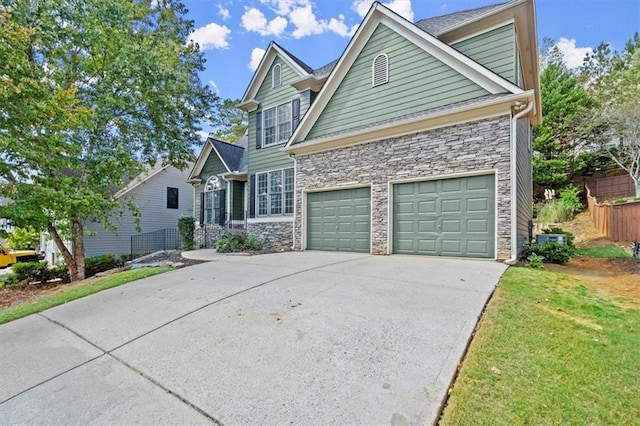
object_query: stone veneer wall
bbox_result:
[247,220,294,251]
[293,115,513,259]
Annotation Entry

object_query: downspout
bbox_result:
[505,100,534,265]
[289,153,297,251]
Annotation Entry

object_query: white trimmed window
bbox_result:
[272,63,282,87]
[372,53,388,87]
[256,168,294,216]
[262,102,291,147]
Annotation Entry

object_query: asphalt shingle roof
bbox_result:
[414,2,509,35]
[210,138,245,172]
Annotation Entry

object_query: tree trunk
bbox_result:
[634,176,640,198]
[72,216,86,281]
[47,222,79,281]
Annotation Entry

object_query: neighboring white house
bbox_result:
[41,161,193,263]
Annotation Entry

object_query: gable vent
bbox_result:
[372,54,388,87]
[272,63,282,88]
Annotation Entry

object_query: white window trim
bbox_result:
[372,53,389,87]
[272,63,282,88]
[262,101,292,148]
[256,167,294,217]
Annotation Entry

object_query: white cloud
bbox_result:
[440,3,448,9]
[352,0,414,21]
[217,4,230,20]
[260,0,308,16]
[555,37,593,69]
[208,80,219,94]
[290,4,327,38]
[246,0,357,40]
[241,7,288,36]
[249,47,266,71]
[189,22,231,50]
[327,14,358,37]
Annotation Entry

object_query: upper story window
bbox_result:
[166,187,179,209]
[263,101,291,147]
[272,63,282,88]
[372,53,388,87]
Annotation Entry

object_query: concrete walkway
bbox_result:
[0,252,507,425]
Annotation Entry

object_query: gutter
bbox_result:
[505,100,534,265]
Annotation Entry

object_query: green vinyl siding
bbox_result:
[452,23,516,84]
[515,117,532,254]
[248,56,309,173]
[306,23,489,139]
[194,152,228,221]
[231,180,245,220]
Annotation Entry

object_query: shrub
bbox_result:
[0,273,20,288]
[542,227,576,250]
[12,261,50,284]
[215,230,263,253]
[50,264,70,282]
[613,198,627,204]
[526,253,545,269]
[524,242,574,264]
[7,226,40,250]
[85,254,120,277]
[537,185,584,223]
[178,216,195,251]
[559,184,584,214]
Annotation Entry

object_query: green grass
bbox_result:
[576,245,632,258]
[440,267,640,425]
[0,267,172,324]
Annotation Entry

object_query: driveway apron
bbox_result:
[0,252,506,425]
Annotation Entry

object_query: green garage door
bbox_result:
[307,187,371,252]
[393,175,495,258]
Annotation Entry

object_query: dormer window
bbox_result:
[272,63,282,88]
[372,53,388,87]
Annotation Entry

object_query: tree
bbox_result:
[581,33,640,196]
[212,98,247,143]
[532,42,597,195]
[0,1,217,281]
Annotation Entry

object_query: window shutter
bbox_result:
[309,90,317,106]
[256,111,262,149]
[199,192,205,226]
[218,189,226,226]
[292,98,300,130]
[249,174,256,218]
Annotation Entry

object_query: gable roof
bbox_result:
[286,2,525,149]
[187,137,247,183]
[115,159,193,198]
[415,2,509,35]
[238,42,312,111]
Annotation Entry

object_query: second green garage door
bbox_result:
[307,187,371,252]
[393,174,495,258]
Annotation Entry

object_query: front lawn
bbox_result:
[440,267,640,425]
[0,267,172,324]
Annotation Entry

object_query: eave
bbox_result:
[237,99,259,112]
[290,75,327,92]
[283,91,535,157]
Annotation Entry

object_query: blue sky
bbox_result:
[181,0,640,135]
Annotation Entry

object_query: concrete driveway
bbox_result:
[0,252,506,425]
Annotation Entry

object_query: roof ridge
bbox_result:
[209,137,245,150]
[272,41,314,74]
[415,1,510,24]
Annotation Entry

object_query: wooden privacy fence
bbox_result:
[586,185,640,242]
[585,175,635,199]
